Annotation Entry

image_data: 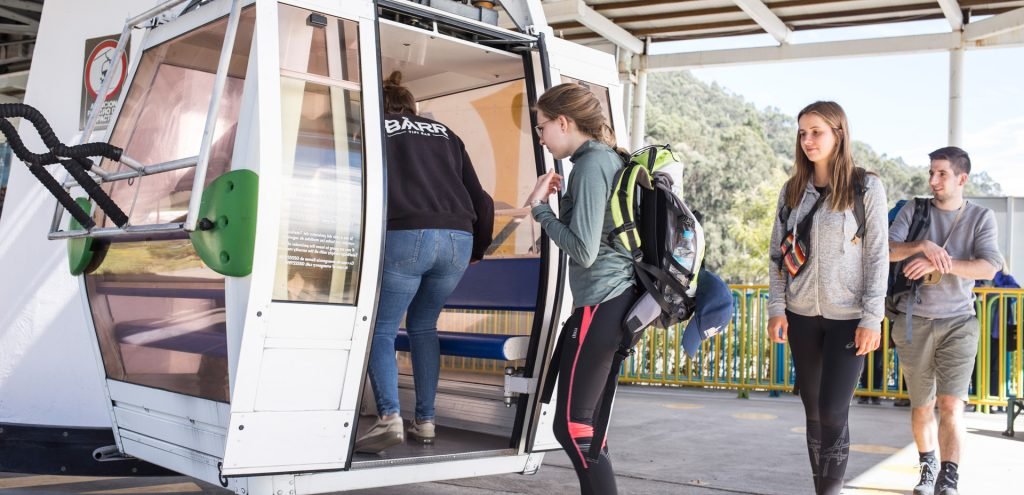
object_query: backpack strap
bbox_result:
[890,197,931,343]
[851,167,868,242]
[907,197,931,241]
[539,323,568,404]
[607,161,647,258]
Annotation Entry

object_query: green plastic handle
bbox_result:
[189,170,259,277]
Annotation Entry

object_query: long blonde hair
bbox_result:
[535,83,629,160]
[785,101,860,211]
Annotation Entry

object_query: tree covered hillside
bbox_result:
[645,71,1002,284]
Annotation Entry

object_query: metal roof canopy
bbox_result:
[538,1,1024,149]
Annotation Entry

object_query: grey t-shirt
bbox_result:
[889,200,1003,318]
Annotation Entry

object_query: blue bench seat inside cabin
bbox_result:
[395,257,538,361]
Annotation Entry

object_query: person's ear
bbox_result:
[959,173,969,186]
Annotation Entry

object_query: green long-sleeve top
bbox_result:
[531,140,635,307]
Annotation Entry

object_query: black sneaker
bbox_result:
[894,398,911,407]
[870,397,881,405]
[857,396,870,404]
[935,463,959,495]
[913,460,938,495]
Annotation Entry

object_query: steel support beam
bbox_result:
[617,45,634,140]
[964,6,1024,41]
[0,0,42,13]
[544,0,643,53]
[731,0,790,44]
[937,0,964,31]
[646,27,1024,71]
[0,6,38,27]
[948,46,964,147]
[495,0,540,34]
[629,39,649,150]
[0,23,35,35]
[647,32,961,70]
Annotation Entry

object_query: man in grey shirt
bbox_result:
[888,147,1002,495]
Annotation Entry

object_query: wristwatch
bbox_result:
[530,198,547,208]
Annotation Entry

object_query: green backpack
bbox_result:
[609,144,705,338]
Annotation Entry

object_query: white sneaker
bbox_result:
[407,420,435,444]
[354,415,404,453]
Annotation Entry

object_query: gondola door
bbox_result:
[525,34,627,453]
[221,0,384,476]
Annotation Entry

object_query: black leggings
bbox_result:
[552,290,636,495]
[786,310,865,495]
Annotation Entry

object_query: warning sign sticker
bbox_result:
[80,36,130,131]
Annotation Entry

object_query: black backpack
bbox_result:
[609,144,704,337]
[887,197,932,305]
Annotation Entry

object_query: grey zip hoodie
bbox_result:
[768,174,889,332]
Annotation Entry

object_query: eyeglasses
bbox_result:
[534,119,553,137]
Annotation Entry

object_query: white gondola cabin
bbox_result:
[7,0,628,492]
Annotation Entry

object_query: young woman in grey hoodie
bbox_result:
[767,101,888,495]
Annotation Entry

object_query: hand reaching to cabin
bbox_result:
[526,170,562,206]
[766,315,788,343]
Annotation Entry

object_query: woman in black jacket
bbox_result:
[355,71,493,454]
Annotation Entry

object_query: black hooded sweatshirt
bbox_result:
[383,113,494,261]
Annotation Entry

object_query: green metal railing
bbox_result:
[620,286,1024,408]
[431,286,1023,408]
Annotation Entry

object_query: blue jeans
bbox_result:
[367,229,473,421]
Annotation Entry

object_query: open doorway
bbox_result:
[351,14,545,465]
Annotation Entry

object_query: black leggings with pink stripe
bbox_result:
[552,289,636,495]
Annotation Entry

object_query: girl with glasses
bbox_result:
[526,83,636,495]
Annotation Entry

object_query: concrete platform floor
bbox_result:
[2,386,1021,494]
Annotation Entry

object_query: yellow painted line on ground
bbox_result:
[732,412,777,420]
[662,403,704,410]
[85,481,203,494]
[842,488,906,494]
[849,444,900,455]
[790,426,806,433]
[0,475,119,489]
[844,443,919,493]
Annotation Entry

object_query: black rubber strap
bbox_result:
[60,158,128,227]
[0,105,130,227]
[24,161,95,229]
[0,103,122,161]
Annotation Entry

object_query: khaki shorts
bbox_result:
[890,312,979,407]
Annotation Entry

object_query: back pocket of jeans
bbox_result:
[386,230,423,268]
[449,230,473,268]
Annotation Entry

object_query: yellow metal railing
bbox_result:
[620,286,1024,408]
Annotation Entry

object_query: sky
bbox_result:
[651,20,1024,196]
